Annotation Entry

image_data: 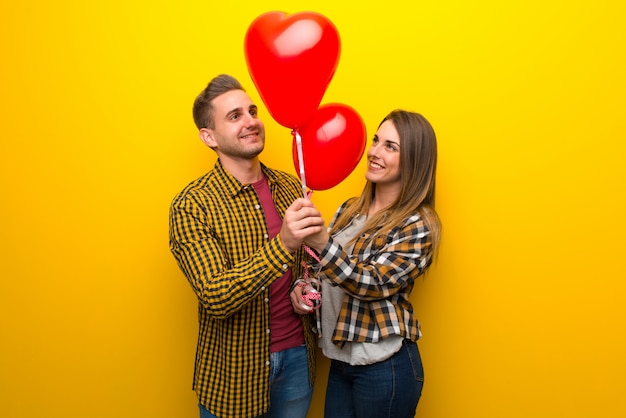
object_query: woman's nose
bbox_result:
[367,143,379,158]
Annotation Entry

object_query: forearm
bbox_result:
[172,235,294,318]
[316,234,429,301]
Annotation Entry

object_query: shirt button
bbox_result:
[282,264,288,270]
[255,204,261,210]
[264,233,269,239]
[261,286,266,291]
[264,297,269,303]
[265,361,270,366]
[266,329,270,334]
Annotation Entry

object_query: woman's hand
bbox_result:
[304,227,330,254]
[290,281,320,314]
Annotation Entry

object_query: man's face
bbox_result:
[204,89,265,161]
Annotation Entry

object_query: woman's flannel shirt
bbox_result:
[169,161,316,418]
[317,201,433,347]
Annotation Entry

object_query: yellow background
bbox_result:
[2,1,625,417]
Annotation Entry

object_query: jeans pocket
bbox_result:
[404,340,425,382]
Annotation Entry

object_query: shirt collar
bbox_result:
[213,159,278,197]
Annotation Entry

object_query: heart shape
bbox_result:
[292,103,366,190]
[245,11,341,129]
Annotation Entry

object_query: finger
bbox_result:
[296,303,313,314]
[290,289,301,305]
[288,198,313,211]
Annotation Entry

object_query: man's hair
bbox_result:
[192,74,245,129]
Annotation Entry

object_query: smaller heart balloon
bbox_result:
[245,11,341,129]
[292,103,367,191]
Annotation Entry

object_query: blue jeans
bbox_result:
[324,340,424,418]
[199,345,313,418]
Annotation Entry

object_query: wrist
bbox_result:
[277,233,296,254]
[289,278,307,293]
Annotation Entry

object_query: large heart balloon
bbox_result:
[244,11,341,129]
[292,103,366,190]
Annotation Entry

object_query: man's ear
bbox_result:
[199,128,217,148]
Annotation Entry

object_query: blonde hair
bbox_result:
[330,109,441,253]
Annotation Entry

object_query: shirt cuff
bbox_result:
[263,234,295,273]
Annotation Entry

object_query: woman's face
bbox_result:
[365,120,401,188]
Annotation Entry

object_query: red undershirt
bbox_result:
[252,175,305,353]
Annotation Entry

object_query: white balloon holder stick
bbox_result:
[293,130,308,198]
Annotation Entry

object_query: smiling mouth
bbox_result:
[240,132,259,140]
[369,160,384,170]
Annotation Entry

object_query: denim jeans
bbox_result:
[199,345,313,418]
[324,339,424,418]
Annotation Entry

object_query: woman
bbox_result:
[292,109,441,418]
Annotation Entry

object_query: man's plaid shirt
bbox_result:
[317,201,434,347]
[169,161,316,418]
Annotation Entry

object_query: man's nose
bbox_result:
[242,113,257,126]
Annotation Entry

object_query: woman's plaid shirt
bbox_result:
[318,201,434,347]
[169,161,315,418]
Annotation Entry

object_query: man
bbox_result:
[169,74,322,418]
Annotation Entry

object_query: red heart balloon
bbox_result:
[292,103,367,190]
[245,11,341,129]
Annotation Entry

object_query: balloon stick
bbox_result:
[293,129,308,198]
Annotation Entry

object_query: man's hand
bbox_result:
[279,198,325,254]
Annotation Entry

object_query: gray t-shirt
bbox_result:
[319,215,403,365]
